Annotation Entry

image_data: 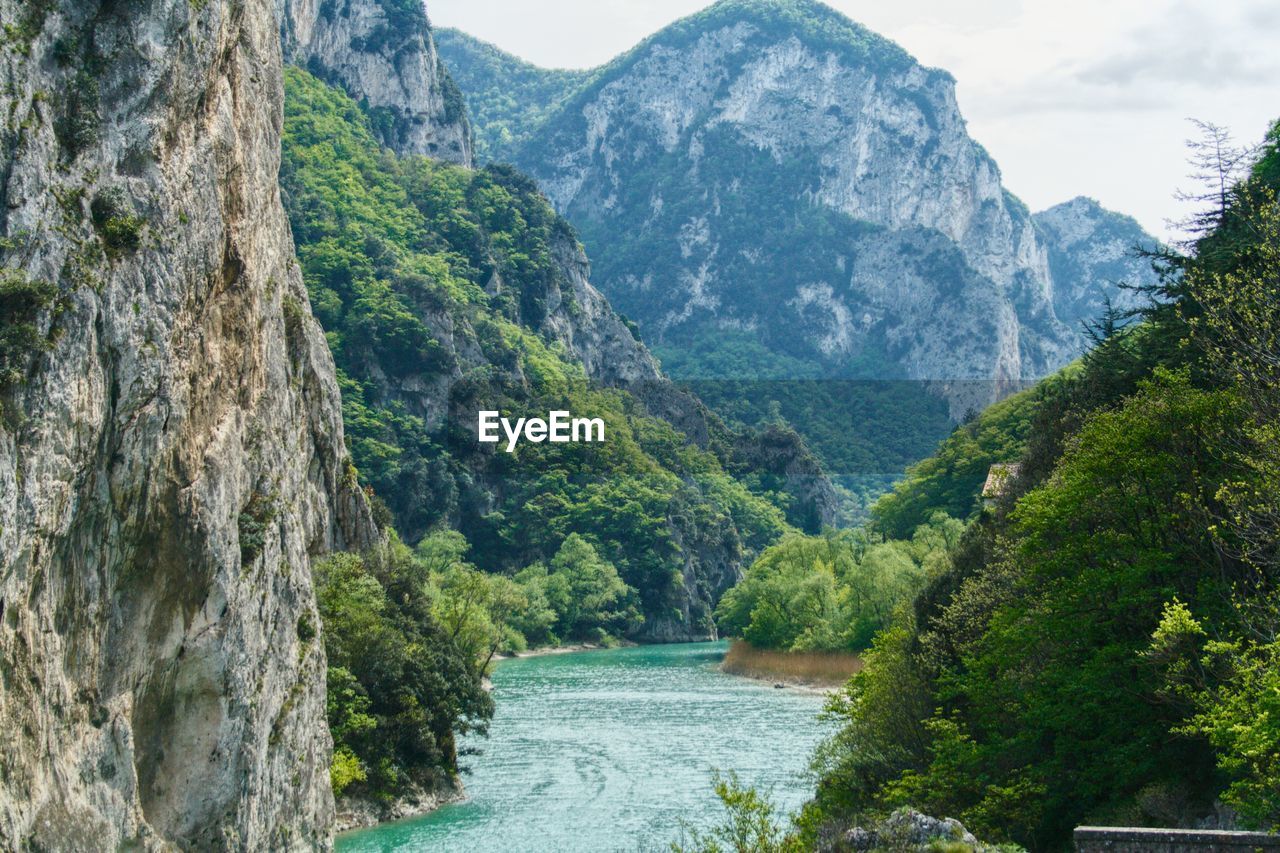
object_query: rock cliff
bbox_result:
[1034,195,1162,325]
[0,0,375,848]
[277,0,472,164]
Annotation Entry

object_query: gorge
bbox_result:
[3,0,1275,849]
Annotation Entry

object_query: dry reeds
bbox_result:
[720,640,863,687]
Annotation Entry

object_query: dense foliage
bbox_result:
[715,514,963,653]
[318,528,651,803]
[281,67,789,639]
[800,122,1280,847]
[869,378,1058,538]
[433,29,589,163]
[316,541,493,802]
[419,528,643,657]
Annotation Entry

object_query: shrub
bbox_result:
[91,188,146,256]
[0,269,58,388]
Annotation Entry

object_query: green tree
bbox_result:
[672,771,799,853]
[315,544,492,801]
[805,121,1280,847]
[541,533,643,642]
[716,517,962,654]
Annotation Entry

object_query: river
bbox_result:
[337,641,834,852]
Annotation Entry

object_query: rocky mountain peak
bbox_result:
[445,0,1160,412]
[277,0,473,164]
[1034,196,1162,323]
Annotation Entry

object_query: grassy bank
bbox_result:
[720,640,862,687]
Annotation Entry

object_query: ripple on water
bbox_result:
[337,641,834,853]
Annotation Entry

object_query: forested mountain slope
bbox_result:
[801,121,1280,847]
[280,68,835,644]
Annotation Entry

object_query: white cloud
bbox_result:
[427,0,1280,241]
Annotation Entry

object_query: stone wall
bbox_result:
[1075,826,1280,852]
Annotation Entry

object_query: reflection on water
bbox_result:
[337,642,833,852]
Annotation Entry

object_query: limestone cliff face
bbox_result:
[1034,196,1161,325]
[537,235,664,387]
[0,1,375,849]
[278,0,473,164]
[491,0,1159,403]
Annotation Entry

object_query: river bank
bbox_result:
[493,639,635,661]
[335,777,465,834]
[720,640,862,687]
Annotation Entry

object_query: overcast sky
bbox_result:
[428,0,1280,242]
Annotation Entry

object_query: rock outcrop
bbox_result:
[0,0,375,848]
[277,0,473,164]
[833,808,989,853]
[509,226,665,389]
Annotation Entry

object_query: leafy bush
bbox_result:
[672,771,799,853]
[237,491,278,565]
[91,188,145,256]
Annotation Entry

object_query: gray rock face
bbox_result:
[0,0,375,848]
[1035,195,1162,326]
[498,0,1159,407]
[278,0,473,164]
[840,808,982,852]
[523,234,664,388]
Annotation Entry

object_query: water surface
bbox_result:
[337,641,833,852]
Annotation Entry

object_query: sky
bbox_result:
[428,0,1280,242]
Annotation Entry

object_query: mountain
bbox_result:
[444,0,1162,417]
[0,0,376,846]
[1035,195,1162,323]
[277,0,473,163]
[434,28,589,163]
[280,67,837,645]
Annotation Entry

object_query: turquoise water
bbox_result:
[337,642,833,852]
